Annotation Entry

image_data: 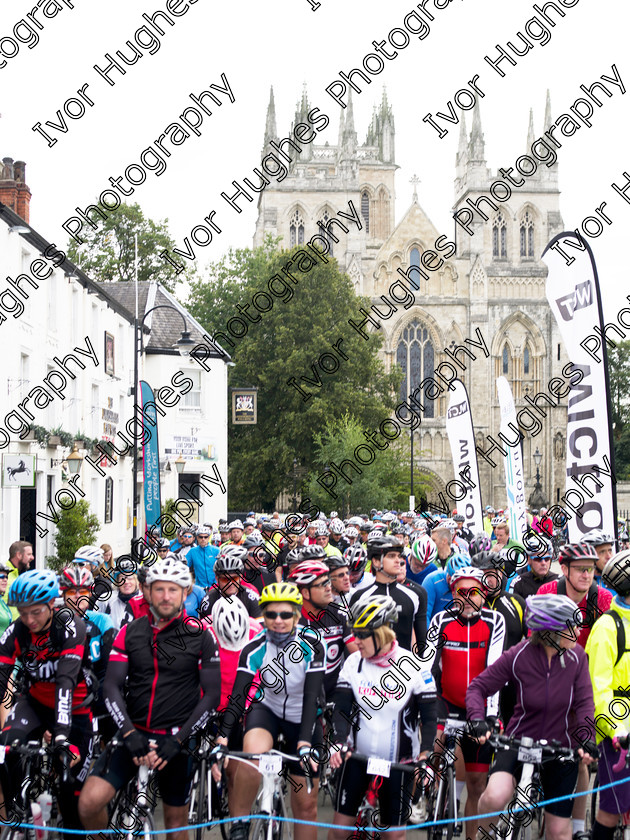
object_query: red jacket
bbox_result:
[537,579,612,647]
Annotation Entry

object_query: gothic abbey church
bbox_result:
[254,87,569,510]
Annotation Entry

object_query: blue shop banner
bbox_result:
[140,380,162,536]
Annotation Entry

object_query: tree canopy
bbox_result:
[67,202,189,291]
[186,240,402,509]
[609,340,630,479]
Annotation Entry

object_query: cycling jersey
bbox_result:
[184,583,206,618]
[186,543,219,588]
[349,580,427,653]
[0,598,11,636]
[537,578,613,647]
[332,642,437,760]
[586,596,630,742]
[213,618,262,710]
[220,627,325,744]
[298,602,354,697]
[105,612,220,741]
[424,607,505,715]
[466,638,594,748]
[83,609,115,684]
[511,569,559,598]
[199,583,262,619]
[0,611,90,737]
[129,592,151,620]
[422,569,453,628]
[485,590,526,650]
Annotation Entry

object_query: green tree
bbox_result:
[67,202,189,291]
[609,341,630,479]
[47,500,100,571]
[187,242,401,510]
[304,413,422,514]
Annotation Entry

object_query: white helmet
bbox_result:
[315,521,329,536]
[211,598,250,651]
[146,558,192,588]
[73,545,104,567]
[330,518,345,536]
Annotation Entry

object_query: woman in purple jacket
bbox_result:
[466,594,598,840]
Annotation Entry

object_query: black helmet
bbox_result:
[366,535,404,561]
[603,551,630,596]
[300,545,327,562]
[327,554,349,571]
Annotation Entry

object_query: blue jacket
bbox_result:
[186,544,219,587]
[185,584,206,618]
[405,559,437,587]
[423,569,452,628]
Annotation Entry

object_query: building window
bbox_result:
[104,476,113,524]
[181,370,201,411]
[361,191,370,233]
[524,346,530,375]
[493,213,507,258]
[409,248,420,291]
[520,210,534,257]
[319,210,334,256]
[502,345,509,374]
[289,208,304,248]
[396,320,435,418]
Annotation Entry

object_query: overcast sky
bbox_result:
[2,0,629,320]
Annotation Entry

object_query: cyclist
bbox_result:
[170,526,195,558]
[423,552,470,627]
[406,534,439,586]
[345,543,371,592]
[424,566,506,831]
[583,530,616,593]
[199,546,262,619]
[129,564,152,620]
[211,581,325,840]
[0,570,94,836]
[78,557,221,840]
[511,536,558,597]
[469,552,527,649]
[226,520,246,546]
[329,519,349,554]
[349,536,427,653]
[243,535,282,594]
[585,551,630,840]
[186,525,220,588]
[103,559,140,630]
[327,554,352,609]
[430,523,458,568]
[327,595,437,840]
[467,594,597,840]
[72,545,104,571]
[314,523,343,558]
[288,559,357,698]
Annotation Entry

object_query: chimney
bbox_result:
[0,157,32,224]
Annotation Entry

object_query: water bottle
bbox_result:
[31,801,44,840]
[37,792,53,823]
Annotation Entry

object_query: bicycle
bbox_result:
[104,736,157,840]
[346,752,419,840]
[219,747,308,840]
[585,737,630,840]
[0,740,63,840]
[188,734,228,840]
[426,718,466,840]
[489,733,580,840]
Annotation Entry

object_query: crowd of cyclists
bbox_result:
[1,504,630,840]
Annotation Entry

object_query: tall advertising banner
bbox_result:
[446,379,484,534]
[496,376,528,542]
[140,380,162,536]
[543,232,617,541]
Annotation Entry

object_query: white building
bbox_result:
[0,159,228,566]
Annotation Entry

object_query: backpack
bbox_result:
[602,609,630,668]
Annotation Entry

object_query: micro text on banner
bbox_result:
[543,232,617,539]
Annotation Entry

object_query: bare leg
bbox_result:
[78,776,117,830]
[163,803,189,840]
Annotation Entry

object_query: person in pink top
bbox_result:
[209,598,262,813]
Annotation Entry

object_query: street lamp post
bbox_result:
[132,305,195,540]
[528,446,548,509]
[292,458,298,514]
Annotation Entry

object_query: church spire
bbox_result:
[263,86,277,151]
[457,113,467,161]
[526,108,535,150]
[468,100,485,162]
[337,106,345,150]
[544,89,552,131]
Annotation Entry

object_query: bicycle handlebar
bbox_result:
[489,734,581,761]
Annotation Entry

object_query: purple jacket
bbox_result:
[466,639,594,749]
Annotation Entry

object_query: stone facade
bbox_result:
[254,87,570,510]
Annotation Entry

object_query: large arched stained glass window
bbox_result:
[396,320,435,418]
[361,191,370,233]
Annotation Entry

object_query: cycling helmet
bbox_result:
[360,521,374,533]
[559,543,597,565]
[469,533,492,555]
[137,565,150,585]
[583,530,614,547]
[286,547,304,567]
[196,526,211,537]
[327,554,349,571]
[214,550,246,576]
[349,595,398,631]
[453,514,465,523]
[366,535,404,561]
[348,517,363,528]
[603,551,630,596]
[411,535,438,566]
[525,594,578,631]
[59,566,94,591]
[259,582,302,608]
[329,518,345,536]
[156,538,171,550]
[314,521,329,537]
[446,553,470,577]
[228,520,244,531]
[442,519,457,533]
[73,545,104,567]
[526,538,553,560]
[146,558,192,588]
[218,544,248,562]
[211,598,250,651]
[345,526,359,540]
[300,545,327,562]
[344,543,368,572]
[469,551,502,572]
[244,532,263,548]
[491,516,507,527]
[288,560,330,587]
[8,569,59,606]
[449,566,486,591]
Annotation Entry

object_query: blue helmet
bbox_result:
[446,553,470,577]
[8,569,60,607]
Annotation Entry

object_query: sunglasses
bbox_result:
[198,535,210,539]
[353,629,373,640]
[64,589,92,598]
[310,579,332,588]
[455,587,483,597]
[0,574,8,581]
[264,610,294,621]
